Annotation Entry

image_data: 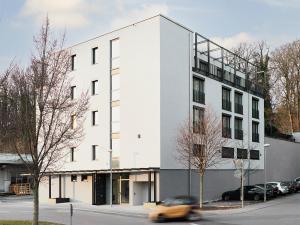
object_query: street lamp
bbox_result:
[264,143,270,202]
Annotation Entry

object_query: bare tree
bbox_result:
[0,18,89,225]
[176,108,228,208]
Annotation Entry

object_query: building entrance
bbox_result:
[112,173,129,204]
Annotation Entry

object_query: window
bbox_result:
[71,175,77,182]
[193,144,204,157]
[222,114,231,138]
[193,106,204,133]
[71,55,76,71]
[252,121,259,142]
[71,115,76,129]
[92,111,98,126]
[222,87,231,111]
[92,47,98,64]
[70,147,75,162]
[234,92,243,114]
[250,150,260,160]
[70,86,76,100]
[193,77,205,104]
[92,145,97,160]
[91,80,98,95]
[252,98,259,119]
[222,147,234,158]
[237,148,248,159]
[234,117,243,140]
[81,175,88,181]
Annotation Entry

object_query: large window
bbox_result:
[71,54,76,71]
[222,114,231,138]
[252,121,259,142]
[237,148,248,159]
[193,106,204,133]
[222,87,231,111]
[91,80,99,95]
[234,117,243,140]
[193,77,205,104]
[92,47,98,64]
[222,147,234,158]
[252,98,259,119]
[234,92,243,114]
[250,150,260,160]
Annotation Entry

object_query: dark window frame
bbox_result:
[234,117,243,140]
[237,148,248,159]
[193,106,205,133]
[92,47,98,65]
[81,175,88,181]
[222,114,231,138]
[71,86,76,100]
[70,147,75,162]
[234,91,243,114]
[92,145,97,161]
[222,87,231,111]
[250,150,260,160]
[71,175,77,182]
[71,54,76,71]
[252,121,259,142]
[91,80,98,95]
[92,110,98,126]
[222,147,234,158]
[193,76,205,104]
[252,98,259,119]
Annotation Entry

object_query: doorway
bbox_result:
[112,173,129,204]
[94,174,106,205]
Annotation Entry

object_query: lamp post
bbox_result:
[264,143,270,202]
[108,149,113,207]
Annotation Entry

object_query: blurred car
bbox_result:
[149,196,201,222]
[256,183,278,197]
[248,186,273,200]
[222,186,256,201]
[267,182,289,195]
[294,177,300,192]
[282,181,297,193]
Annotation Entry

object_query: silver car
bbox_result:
[267,182,289,195]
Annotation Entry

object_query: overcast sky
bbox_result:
[0,0,299,72]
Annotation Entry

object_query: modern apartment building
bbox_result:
[39,15,265,205]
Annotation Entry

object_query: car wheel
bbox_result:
[156,214,165,223]
[254,194,260,201]
[224,195,230,201]
[186,211,201,221]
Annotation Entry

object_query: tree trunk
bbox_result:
[199,174,204,208]
[32,184,39,225]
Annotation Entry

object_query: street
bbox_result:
[0,193,299,225]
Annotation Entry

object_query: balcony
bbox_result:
[252,109,259,119]
[222,127,231,138]
[252,133,259,142]
[235,103,243,114]
[193,91,205,104]
[222,99,231,111]
[235,129,243,140]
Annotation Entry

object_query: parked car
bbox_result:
[294,177,300,192]
[248,186,273,200]
[222,186,256,201]
[267,182,289,195]
[282,181,297,193]
[255,184,278,197]
[149,196,201,222]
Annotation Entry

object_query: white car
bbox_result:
[267,182,289,195]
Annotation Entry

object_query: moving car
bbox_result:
[294,177,300,192]
[222,186,256,201]
[267,182,289,195]
[282,181,297,193]
[248,186,273,200]
[256,183,278,197]
[149,196,201,222]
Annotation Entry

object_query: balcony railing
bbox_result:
[252,133,259,142]
[252,109,259,119]
[222,127,231,138]
[235,129,243,140]
[222,100,231,111]
[235,103,243,114]
[193,91,205,104]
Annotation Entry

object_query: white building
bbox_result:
[39,15,264,205]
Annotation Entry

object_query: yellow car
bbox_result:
[149,196,201,222]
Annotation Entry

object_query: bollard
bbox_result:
[70,204,73,225]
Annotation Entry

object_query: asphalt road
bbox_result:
[0,193,299,225]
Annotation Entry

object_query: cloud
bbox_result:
[211,32,255,49]
[20,0,103,28]
[110,3,169,30]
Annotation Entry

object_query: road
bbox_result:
[0,193,299,225]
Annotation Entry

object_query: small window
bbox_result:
[193,106,204,133]
[222,114,231,138]
[237,148,248,159]
[92,145,97,160]
[250,150,260,160]
[70,147,75,162]
[91,80,98,95]
[81,175,88,181]
[222,147,234,158]
[222,87,231,111]
[71,55,76,71]
[92,111,98,126]
[92,47,98,64]
[71,86,76,99]
[71,175,77,182]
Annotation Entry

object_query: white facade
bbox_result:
[39,15,265,205]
